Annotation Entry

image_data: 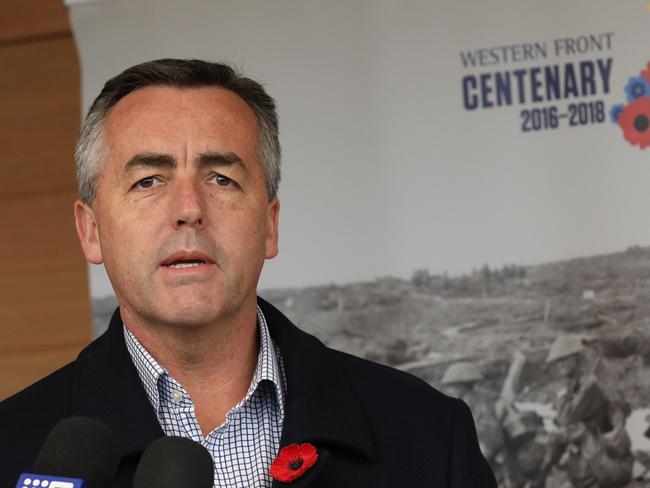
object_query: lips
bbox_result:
[160,251,216,269]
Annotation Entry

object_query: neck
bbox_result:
[121,302,260,436]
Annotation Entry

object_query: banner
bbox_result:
[70,1,650,485]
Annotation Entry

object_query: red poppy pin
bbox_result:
[270,443,318,483]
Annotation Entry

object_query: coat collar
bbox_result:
[258,297,377,462]
[68,298,377,467]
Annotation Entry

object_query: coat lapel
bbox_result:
[259,298,377,488]
[68,308,164,457]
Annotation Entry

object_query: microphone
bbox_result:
[133,436,214,488]
[16,417,120,488]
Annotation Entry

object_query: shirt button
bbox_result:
[171,390,183,403]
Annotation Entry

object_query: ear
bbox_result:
[264,197,280,259]
[74,200,104,264]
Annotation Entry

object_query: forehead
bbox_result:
[103,85,260,161]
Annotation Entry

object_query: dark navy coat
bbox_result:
[0,298,497,487]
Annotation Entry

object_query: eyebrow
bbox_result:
[125,153,176,171]
[196,152,243,168]
[124,151,244,171]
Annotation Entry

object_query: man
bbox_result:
[440,361,507,472]
[0,59,496,487]
[532,335,633,488]
[491,352,546,488]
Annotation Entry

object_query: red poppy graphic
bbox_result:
[270,443,318,483]
[643,61,650,84]
[618,97,650,149]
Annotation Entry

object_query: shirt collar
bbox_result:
[123,306,285,419]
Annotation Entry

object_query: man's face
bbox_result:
[75,86,279,328]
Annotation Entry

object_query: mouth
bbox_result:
[160,251,216,270]
[166,260,206,269]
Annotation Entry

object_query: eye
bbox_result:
[133,176,161,190]
[210,173,233,187]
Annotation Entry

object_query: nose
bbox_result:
[170,178,205,229]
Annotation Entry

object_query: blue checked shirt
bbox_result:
[123,307,286,488]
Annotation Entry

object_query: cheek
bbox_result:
[213,197,268,238]
[98,213,152,270]
[217,212,269,269]
[219,219,265,255]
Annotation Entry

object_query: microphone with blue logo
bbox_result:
[16,417,120,488]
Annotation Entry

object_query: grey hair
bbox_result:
[74,59,281,205]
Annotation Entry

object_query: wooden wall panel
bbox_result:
[0,36,80,198]
[0,191,91,351]
[0,0,70,44]
[0,344,85,400]
[0,1,90,400]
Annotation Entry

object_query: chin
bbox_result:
[154,302,217,327]
[156,293,237,327]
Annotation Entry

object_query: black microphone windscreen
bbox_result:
[133,436,214,488]
[32,416,120,488]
